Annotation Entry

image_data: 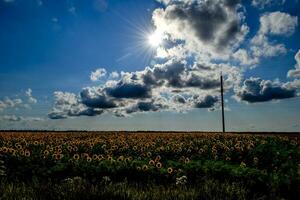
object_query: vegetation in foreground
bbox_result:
[0,132,299,200]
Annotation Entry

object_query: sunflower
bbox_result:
[92,154,98,160]
[67,146,73,152]
[2,147,8,153]
[107,156,113,161]
[43,150,49,156]
[184,158,190,164]
[86,157,92,162]
[117,156,124,162]
[73,154,80,160]
[156,162,162,169]
[142,164,148,171]
[167,167,173,174]
[149,160,155,166]
[16,144,22,149]
[11,149,16,156]
[24,150,30,157]
[155,155,161,162]
[19,150,25,156]
[98,155,104,160]
[8,148,14,154]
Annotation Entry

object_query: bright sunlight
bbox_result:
[148,30,163,47]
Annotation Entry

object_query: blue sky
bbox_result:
[0,0,300,131]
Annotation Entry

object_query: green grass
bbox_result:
[0,177,253,200]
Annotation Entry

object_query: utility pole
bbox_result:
[220,73,225,133]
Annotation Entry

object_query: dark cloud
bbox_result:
[81,88,116,109]
[172,94,186,104]
[106,82,151,99]
[48,106,103,119]
[185,74,220,89]
[193,95,218,108]
[141,60,220,90]
[48,112,67,119]
[126,101,166,114]
[142,60,185,87]
[48,91,104,119]
[236,77,297,103]
[224,0,241,8]
[48,108,102,119]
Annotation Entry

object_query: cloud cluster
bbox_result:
[233,11,298,67]
[49,57,239,118]
[0,88,38,113]
[235,77,297,103]
[153,0,248,59]
[0,97,23,111]
[251,12,297,58]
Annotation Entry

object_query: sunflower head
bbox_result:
[156,162,162,169]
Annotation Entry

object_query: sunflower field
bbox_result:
[0,132,299,200]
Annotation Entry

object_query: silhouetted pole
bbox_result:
[220,73,225,133]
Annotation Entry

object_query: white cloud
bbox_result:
[90,68,107,81]
[0,89,38,112]
[252,0,286,9]
[48,91,102,119]
[287,50,300,78]
[259,12,298,36]
[109,71,119,79]
[25,88,37,104]
[232,49,259,66]
[155,45,188,59]
[248,12,298,62]
[0,97,23,112]
[0,115,44,122]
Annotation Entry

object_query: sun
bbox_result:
[148,30,163,47]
